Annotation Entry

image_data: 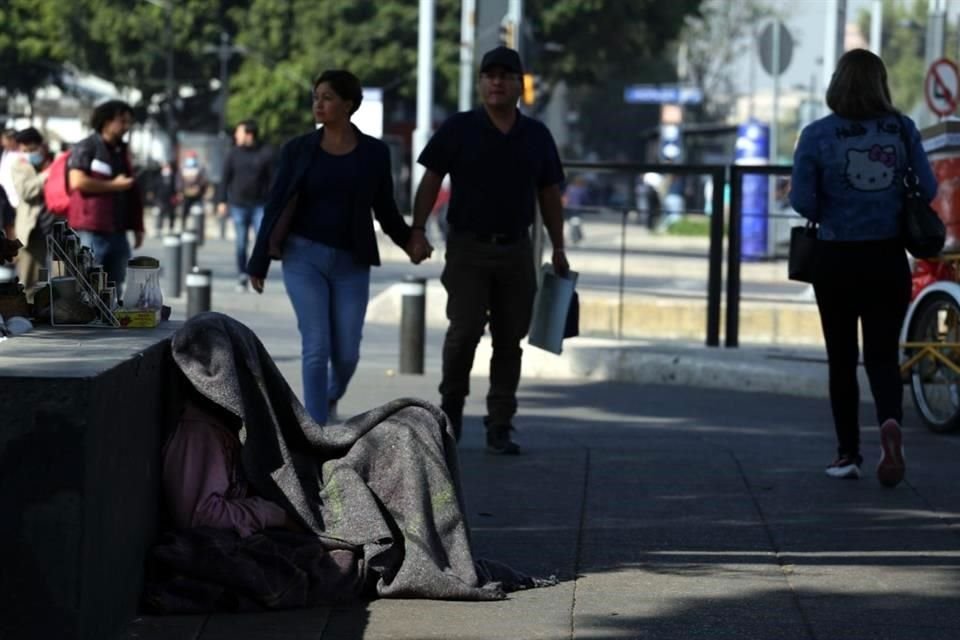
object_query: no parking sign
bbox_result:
[925,58,959,117]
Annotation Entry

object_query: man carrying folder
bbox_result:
[408,46,569,454]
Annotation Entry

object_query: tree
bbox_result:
[0,0,71,111]
[679,0,779,124]
[524,0,702,159]
[226,0,463,142]
[856,0,958,119]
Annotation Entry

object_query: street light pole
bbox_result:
[218,32,230,136]
[163,0,177,163]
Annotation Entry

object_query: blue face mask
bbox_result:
[27,151,44,167]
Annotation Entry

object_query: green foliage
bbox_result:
[528,0,701,87]
[0,0,71,99]
[855,0,957,115]
[2,0,702,151]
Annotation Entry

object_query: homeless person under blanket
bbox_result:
[151,312,555,610]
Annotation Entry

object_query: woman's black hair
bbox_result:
[14,127,43,146]
[313,70,363,115]
[826,49,897,119]
[91,100,134,133]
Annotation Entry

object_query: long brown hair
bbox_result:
[826,49,897,119]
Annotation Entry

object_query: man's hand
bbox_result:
[405,229,434,264]
[112,175,135,190]
[552,248,570,278]
[250,276,265,294]
[133,231,144,249]
[217,203,228,218]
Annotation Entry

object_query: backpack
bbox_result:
[43,151,71,215]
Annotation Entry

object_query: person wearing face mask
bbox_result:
[9,127,51,287]
[177,151,209,231]
[67,100,144,300]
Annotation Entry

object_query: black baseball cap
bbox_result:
[480,46,523,75]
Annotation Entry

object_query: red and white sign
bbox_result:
[925,58,960,117]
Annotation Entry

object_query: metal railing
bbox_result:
[726,164,793,347]
[560,160,795,348]
[562,161,728,346]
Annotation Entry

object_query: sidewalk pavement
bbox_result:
[119,231,960,639]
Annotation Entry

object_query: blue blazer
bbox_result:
[247,125,410,278]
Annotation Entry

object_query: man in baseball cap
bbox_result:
[408,44,569,455]
[479,46,523,75]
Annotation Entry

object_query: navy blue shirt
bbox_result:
[290,146,361,250]
[418,108,564,236]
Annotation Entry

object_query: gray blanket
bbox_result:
[170,312,550,601]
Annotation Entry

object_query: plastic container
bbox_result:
[124,256,163,310]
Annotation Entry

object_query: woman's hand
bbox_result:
[406,229,434,264]
[250,276,265,294]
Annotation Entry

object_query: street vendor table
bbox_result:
[0,322,181,640]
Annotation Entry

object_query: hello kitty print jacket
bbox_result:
[790,112,937,242]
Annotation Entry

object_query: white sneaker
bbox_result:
[825,455,862,479]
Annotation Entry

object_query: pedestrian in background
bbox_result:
[1,128,20,240]
[408,46,568,454]
[152,161,177,233]
[67,100,145,300]
[178,150,208,230]
[246,70,424,425]
[216,120,272,292]
[790,49,937,486]
[10,127,51,287]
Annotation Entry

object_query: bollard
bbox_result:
[180,231,198,290]
[398,276,426,374]
[188,203,205,247]
[185,267,212,319]
[162,234,182,298]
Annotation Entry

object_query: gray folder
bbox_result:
[528,264,579,355]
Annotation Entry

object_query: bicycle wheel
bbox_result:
[908,292,960,432]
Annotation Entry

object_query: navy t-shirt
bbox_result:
[290,146,360,250]
[417,108,564,236]
[68,133,132,230]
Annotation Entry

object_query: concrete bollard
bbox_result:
[188,203,205,246]
[398,276,426,374]
[185,267,212,319]
[162,234,182,298]
[180,231,198,290]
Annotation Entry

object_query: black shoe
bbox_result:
[440,398,463,442]
[485,424,520,455]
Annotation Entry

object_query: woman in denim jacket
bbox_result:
[790,49,938,485]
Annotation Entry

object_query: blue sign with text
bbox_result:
[623,85,703,105]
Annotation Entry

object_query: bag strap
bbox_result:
[896,114,920,189]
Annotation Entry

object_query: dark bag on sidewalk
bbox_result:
[788,222,819,283]
[897,116,945,259]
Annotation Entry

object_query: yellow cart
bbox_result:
[900,253,960,432]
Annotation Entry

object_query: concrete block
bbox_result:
[0,324,179,640]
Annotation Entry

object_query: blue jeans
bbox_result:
[282,234,371,424]
[229,204,264,277]
[77,230,131,300]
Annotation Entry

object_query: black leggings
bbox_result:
[813,238,911,458]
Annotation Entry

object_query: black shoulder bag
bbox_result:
[788,221,819,283]
[898,116,944,259]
